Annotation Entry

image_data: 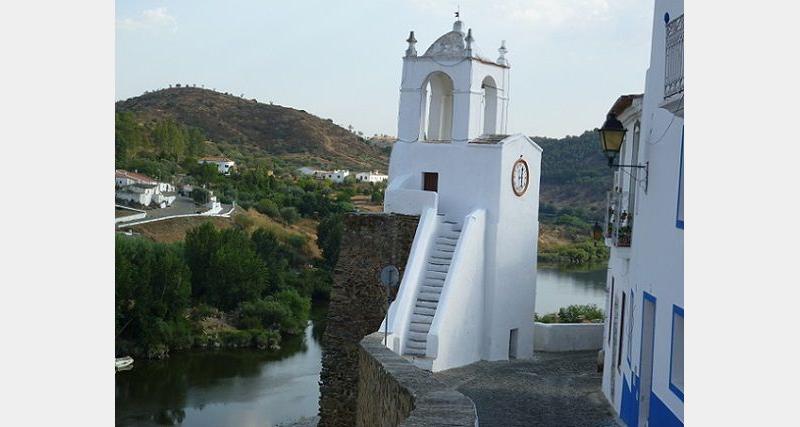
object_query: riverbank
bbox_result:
[116,304,327,427]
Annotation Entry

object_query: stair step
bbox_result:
[435,238,457,246]
[404,347,426,356]
[406,340,426,350]
[417,292,441,302]
[411,314,433,324]
[408,322,431,334]
[417,300,438,309]
[434,245,456,252]
[425,271,447,280]
[408,331,428,341]
[420,285,443,294]
[422,279,444,288]
[427,263,449,273]
[414,306,436,316]
[439,232,461,239]
[423,275,445,282]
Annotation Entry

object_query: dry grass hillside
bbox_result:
[115,87,388,171]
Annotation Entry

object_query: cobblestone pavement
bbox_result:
[434,351,619,427]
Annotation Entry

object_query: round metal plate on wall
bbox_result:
[380,265,400,287]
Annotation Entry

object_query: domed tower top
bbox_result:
[397,16,511,143]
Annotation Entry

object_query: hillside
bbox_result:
[115,87,388,170]
[532,131,612,221]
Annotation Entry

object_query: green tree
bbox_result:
[191,188,210,205]
[279,206,300,225]
[317,214,343,270]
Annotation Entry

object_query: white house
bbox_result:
[325,169,350,183]
[116,183,158,207]
[297,166,316,176]
[381,18,542,373]
[115,169,177,208]
[355,170,389,183]
[198,156,235,175]
[115,169,157,187]
[600,1,683,426]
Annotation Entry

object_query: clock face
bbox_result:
[512,159,529,196]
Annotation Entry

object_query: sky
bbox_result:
[116,0,654,139]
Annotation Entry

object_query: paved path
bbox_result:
[434,351,619,427]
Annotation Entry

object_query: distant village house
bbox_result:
[355,170,389,183]
[198,156,236,175]
[115,169,176,209]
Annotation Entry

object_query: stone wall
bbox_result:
[533,322,605,352]
[318,213,420,427]
[357,333,477,427]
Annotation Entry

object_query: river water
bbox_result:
[115,306,327,427]
[116,266,607,426]
[534,265,608,315]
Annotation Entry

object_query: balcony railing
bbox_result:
[605,191,634,248]
[664,14,684,99]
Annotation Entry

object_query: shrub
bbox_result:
[535,304,604,324]
[252,329,281,351]
[191,188,210,204]
[256,198,280,218]
[279,206,300,225]
[219,330,253,348]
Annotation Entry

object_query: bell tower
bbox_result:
[397,18,511,144]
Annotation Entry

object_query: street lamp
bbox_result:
[597,113,649,190]
[598,113,627,167]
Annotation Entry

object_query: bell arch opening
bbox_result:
[420,72,455,141]
[481,76,498,135]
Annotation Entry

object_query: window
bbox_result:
[626,290,634,365]
[670,305,684,400]
[423,172,438,192]
[608,278,615,345]
[617,291,626,371]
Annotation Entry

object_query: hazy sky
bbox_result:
[116,0,653,138]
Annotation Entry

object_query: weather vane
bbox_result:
[455,5,460,19]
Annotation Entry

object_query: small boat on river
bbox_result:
[116,356,134,371]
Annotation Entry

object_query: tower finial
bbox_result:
[465,28,474,56]
[497,40,508,66]
[405,31,418,57]
[453,6,464,33]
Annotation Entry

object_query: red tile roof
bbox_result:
[199,156,234,163]
[115,169,157,184]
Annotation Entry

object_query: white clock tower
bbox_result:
[382,17,544,372]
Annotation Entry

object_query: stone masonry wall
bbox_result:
[318,213,419,427]
[357,333,477,427]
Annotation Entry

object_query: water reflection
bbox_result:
[535,266,608,315]
[116,305,327,427]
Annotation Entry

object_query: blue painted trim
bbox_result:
[669,305,684,401]
[649,390,684,427]
[675,128,684,229]
[637,292,657,425]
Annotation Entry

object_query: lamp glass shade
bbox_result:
[598,114,627,156]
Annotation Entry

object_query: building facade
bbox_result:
[601,1,684,426]
[198,156,236,175]
[355,170,389,183]
[382,18,542,372]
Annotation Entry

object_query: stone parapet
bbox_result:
[318,213,420,427]
[357,333,477,427]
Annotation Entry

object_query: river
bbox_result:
[116,266,607,426]
[115,305,327,427]
[534,265,608,315]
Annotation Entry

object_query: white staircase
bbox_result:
[403,216,461,357]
